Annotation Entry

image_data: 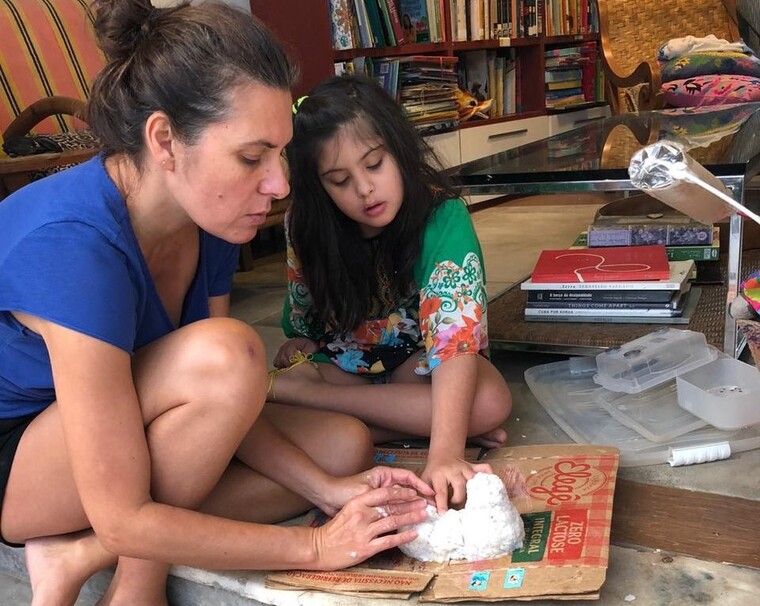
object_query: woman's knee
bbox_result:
[180,317,267,371]
[135,318,269,424]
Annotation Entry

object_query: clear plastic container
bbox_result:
[676,358,760,430]
[593,381,708,443]
[524,358,760,467]
[593,328,716,394]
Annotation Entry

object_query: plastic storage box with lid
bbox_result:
[593,328,716,394]
[524,355,760,467]
[524,327,760,466]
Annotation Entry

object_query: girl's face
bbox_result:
[170,81,292,244]
[317,126,404,238]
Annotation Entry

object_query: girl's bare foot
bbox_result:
[471,427,507,449]
[25,529,116,606]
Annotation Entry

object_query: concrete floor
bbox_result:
[3,194,758,604]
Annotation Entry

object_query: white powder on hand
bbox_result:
[399,472,524,563]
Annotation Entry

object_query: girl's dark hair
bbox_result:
[287,75,457,335]
[87,0,297,162]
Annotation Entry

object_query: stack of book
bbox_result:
[545,66,583,107]
[522,245,697,323]
[585,210,719,282]
[544,47,585,109]
[397,55,460,134]
[544,42,603,110]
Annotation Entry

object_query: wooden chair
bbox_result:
[597,0,740,114]
[0,0,288,272]
[0,0,105,198]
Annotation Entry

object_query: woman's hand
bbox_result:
[315,466,435,517]
[422,455,493,513]
[273,337,319,368]
[312,485,429,570]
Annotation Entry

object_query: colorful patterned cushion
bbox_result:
[0,0,106,135]
[662,74,760,107]
[661,51,760,83]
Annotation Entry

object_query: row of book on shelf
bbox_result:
[450,0,542,40]
[337,50,516,127]
[336,42,603,126]
[452,0,600,42]
[330,0,446,51]
[455,0,599,40]
[330,1,599,52]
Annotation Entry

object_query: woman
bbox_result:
[0,2,430,605]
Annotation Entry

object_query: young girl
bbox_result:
[271,75,512,512]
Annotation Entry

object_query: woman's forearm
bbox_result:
[108,502,320,570]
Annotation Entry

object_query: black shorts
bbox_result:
[0,412,38,547]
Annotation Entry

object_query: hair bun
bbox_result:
[91,0,158,62]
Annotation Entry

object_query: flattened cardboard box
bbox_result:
[267,444,620,602]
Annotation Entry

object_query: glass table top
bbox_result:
[451,103,760,191]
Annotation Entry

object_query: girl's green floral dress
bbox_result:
[282,198,490,377]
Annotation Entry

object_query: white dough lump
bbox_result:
[399,472,525,563]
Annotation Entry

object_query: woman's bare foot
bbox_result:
[95,560,170,606]
[25,529,116,606]
[470,427,507,449]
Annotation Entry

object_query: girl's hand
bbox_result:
[312,485,429,570]
[421,456,493,513]
[273,337,319,368]
[316,466,435,517]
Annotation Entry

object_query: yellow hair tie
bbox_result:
[267,350,317,400]
[292,95,308,115]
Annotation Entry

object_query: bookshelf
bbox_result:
[249,0,609,205]
[250,1,606,119]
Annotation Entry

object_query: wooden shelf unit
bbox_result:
[250,1,605,123]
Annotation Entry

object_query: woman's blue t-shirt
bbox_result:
[0,156,239,418]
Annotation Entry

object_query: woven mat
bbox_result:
[488,249,760,352]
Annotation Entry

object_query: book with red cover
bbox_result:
[384,0,406,45]
[530,244,671,284]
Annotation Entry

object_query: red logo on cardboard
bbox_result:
[525,460,607,506]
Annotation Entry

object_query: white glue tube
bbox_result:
[668,442,731,467]
[628,141,760,227]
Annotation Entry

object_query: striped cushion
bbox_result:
[0,0,105,135]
